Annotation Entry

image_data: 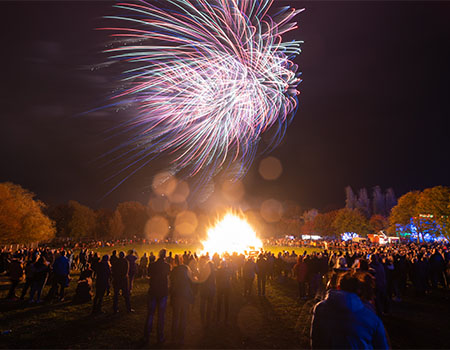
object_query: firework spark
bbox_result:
[100,0,303,189]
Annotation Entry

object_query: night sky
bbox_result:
[1,1,449,212]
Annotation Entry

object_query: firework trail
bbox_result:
[100,0,303,191]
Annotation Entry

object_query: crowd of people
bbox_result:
[1,240,449,348]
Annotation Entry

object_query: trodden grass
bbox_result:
[1,244,450,349]
[0,273,307,349]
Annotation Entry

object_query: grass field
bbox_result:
[1,244,450,349]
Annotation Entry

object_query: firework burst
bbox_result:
[100,0,303,189]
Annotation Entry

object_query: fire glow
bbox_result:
[200,213,263,256]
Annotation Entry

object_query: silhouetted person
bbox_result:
[199,260,215,328]
[216,260,232,323]
[140,253,149,278]
[144,249,171,345]
[112,251,133,313]
[126,249,138,293]
[47,250,70,301]
[243,257,257,296]
[292,255,308,299]
[370,255,387,315]
[79,249,87,270]
[308,253,322,298]
[91,252,100,277]
[6,256,23,299]
[412,255,429,297]
[80,264,93,281]
[170,255,193,345]
[429,249,445,288]
[20,258,35,300]
[29,257,50,303]
[73,274,92,304]
[110,250,118,267]
[256,254,268,296]
[93,255,111,314]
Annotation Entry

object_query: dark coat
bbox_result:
[293,260,308,282]
[8,259,23,281]
[199,262,216,297]
[256,257,268,276]
[170,265,193,303]
[148,258,171,298]
[96,261,112,288]
[216,266,232,290]
[243,260,257,280]
[32,261,50,283]
[112,257,129,283]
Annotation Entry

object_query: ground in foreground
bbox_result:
[1,245,450,349]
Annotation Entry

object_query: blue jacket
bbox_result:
[311,290,389,349]
[53,256,70,276]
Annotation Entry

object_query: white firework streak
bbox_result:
[99,0,303,189]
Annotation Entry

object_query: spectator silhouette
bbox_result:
[47,250,70,301]
[126,249,138,293]
[20,258,35,300]
[29,257,50,303]
[6,255,23,300]
[140,253,149,278]
[199,260,215,328]
[256,253,268,296]
[292,255,308,299]
[144,249,171,345]
[170,255,193,345]
[243,257,257,296]
[112,251,133,313]
[92,255,112,314]
[215,260,232,323]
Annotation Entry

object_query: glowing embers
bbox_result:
[200,213,263,256]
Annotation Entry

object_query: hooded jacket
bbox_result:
[311,289,389,349]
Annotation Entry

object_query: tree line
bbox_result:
[0,182,152,244]
[299,185,450,239]
[1,182,449,244]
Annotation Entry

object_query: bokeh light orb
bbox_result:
[175,210,198,236]
[145,215,169,240]
[258,157,283,180]
[168,180,190,203]
[260,199,283,223]
[152,172,177,196]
